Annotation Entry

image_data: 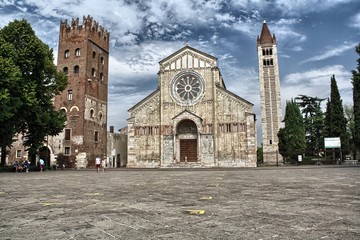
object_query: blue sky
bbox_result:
[1,0,359,139]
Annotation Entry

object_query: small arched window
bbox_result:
[101,57,104,65]
[74,65,80,74]
[63,67,68,74]
[75,48,80,57]
[92,51,96,58]
[99,112,103,121]
[90,109,94,118]
[100,72,103,81]
[64,50,70,58]
[92,68,96,77]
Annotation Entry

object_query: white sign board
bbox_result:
[324,137,341,149]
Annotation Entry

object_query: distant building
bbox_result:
[107,126,127,168]
[127,46,257,168]
[257,20,283,165]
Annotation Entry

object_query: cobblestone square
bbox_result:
[1,166,360,239]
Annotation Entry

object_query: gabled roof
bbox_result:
[257,20,276,45]
[159,45,217,65]
[128,89,159,112]
[172,109,203,121]
[216,85,254,107]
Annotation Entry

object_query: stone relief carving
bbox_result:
[163,136,173,161]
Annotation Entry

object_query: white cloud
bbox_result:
[301,42,358,64]
[230,0,355,16]
[350,12,360,29]
[282,65,353,106]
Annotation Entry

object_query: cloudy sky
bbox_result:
[1,0,359,140]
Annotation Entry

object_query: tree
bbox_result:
[344,104,356,159]
[324,75,350,158]
[0,19,67,166]
[0,35,22,166]
[352,43,360,155]
[295,95,325,156]
[278,100,306,163]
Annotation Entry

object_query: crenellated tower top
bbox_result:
[59,15,110,51]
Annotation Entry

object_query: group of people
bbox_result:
[13,160,30,172]
[13,158,45,172]
[95,157,107,172]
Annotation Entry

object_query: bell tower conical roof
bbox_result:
[257,20,276,45]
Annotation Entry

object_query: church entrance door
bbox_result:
[180,139,197,162]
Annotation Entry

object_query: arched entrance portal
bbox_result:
[38,146,51,167]
[176,120,198,162]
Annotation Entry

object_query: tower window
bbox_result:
[16,150,21,158]
[64,147,70,155]
[270,140,272,144]
[67,90,73,100]
[75,48,80,57]
[100,72,103,81]
[64,50,70,58]
[99,112,103,121]
[63,67,68,74]
[94,131,99,142]
[101,57,104,65]
[74,65,80,74]
[90,109,95,118]
[64,129,71,140]
[92,68,96,77]
[92,51,96,58]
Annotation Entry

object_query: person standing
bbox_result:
[101,157,106,173]
[24,160,30,172]
[95,157,101,172]
[39,158,44,172]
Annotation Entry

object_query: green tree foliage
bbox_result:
[256,145,263,164]
[0,35,22,165]
[295,95,325,156]
[0,19,67,166]
[278,100,306,162]
[324,75,350,156]
[352,43,360,153]
[344,104,356,159]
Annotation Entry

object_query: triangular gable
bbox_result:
[172,109,203,121]
[159,45,218,71]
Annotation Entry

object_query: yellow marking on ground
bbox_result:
[186,209,206,215]
[40,202,62,206]
[200,196,213,200]
[84,193,103,196]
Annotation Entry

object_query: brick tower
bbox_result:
[257,20,282,165]
[53,16,110,168]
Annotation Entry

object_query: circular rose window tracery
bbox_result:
[171,71,205,105]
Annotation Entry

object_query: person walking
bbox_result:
[39,158,44,172]
[95,157,101,172]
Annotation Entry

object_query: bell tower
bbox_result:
[257,20,282,165]
[54,16,110,168]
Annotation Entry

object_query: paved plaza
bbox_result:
[0,166,360,240]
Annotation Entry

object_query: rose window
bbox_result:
[171,72,205,105]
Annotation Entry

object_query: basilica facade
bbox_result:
[127,46,257,168]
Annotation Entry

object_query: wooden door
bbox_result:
[180,139,197,162]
